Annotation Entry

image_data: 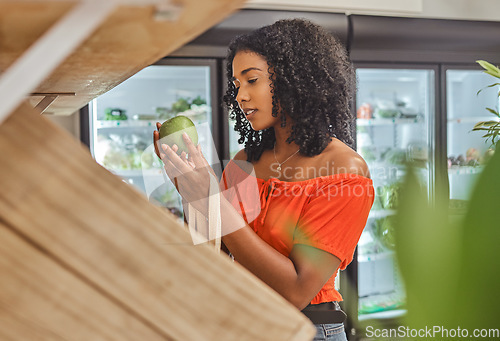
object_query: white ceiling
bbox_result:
[244,0,500,22]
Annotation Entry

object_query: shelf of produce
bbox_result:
[358,250,395,263]
[369,209,397,219]
[447,116,500,124]
[96,120,160,129]
[358,309,407,321]
[108,168,164,178]
[448,165,484,175]
[357,117,423,126]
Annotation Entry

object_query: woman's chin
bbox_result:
[249,122,265,131]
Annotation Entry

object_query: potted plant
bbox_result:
[472,60,500,148]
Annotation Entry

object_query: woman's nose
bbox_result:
[236,86,249,104]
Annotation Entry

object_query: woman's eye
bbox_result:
[248,78,257,84]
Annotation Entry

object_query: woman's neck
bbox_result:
[273,120,300,158]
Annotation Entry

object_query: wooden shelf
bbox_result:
[0,0,245,115]
[0,1,316,340]
[357,117,423,126]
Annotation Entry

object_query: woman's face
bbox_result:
[232,50,279,131]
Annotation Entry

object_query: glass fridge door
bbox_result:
[446,69,499,211]
[89,61,216,220]
[355,67,435,321]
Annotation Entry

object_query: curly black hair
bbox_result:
[223,18,356,162]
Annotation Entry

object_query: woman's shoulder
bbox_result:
[230,141,370,182]
[320,139,371,179]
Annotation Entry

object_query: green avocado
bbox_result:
[158,115,198,154]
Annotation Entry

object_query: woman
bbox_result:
[154,18,374,341]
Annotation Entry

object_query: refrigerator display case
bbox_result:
[88,59,219,221]
[445,68,500,208]
[354,66,436,323]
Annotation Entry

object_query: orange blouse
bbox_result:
[220,160,374,304]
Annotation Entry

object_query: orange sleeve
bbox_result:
[293,174,375,269]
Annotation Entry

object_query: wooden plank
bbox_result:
[0,1,118,123]
[0,222,170,341]
[0,102,315,340]
[0,0,246,115]
[0,1,74,72]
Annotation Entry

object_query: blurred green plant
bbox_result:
[362,60,500,340]
[394,140,500,335]
[472,60,500,147]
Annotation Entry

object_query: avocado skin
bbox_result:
[158,116,198,154]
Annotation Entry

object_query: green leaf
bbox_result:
[485,70,500,79]
[483,132,496,137]
[486,107,500,117]
[476,82,500,96]
[477,60,500,78]
[455,141,500,329]
[483,121,499,127]
[395,166,460,328]
[473,121,496,130]
[473,121,487,129]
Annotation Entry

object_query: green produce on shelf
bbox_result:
[191,95,207,106]
[372,186,384,210]
[104,108,127,121]
[380,182,402,210]
[168,96,208,123]
[373,108,399,118]
[381,148,407,165]
[358,295,405,314]
[373,215,396,250]
[102,148,128,170]
[171,98,190,114]
[141,151,157,169]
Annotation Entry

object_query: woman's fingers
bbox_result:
[161,144,192,174]
[153,130,161,158]
[182,132,206,168]
[160,152,181,181]
[160,143,209,204]
[196,144,210,166]
[194,144,216,176]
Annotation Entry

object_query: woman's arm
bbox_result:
[221,150,341,310]
[153,132,344,310]
[220,196,341,310]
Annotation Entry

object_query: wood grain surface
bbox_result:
[0,0,245,115]
[0,102,315,340]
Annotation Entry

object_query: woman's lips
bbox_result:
[245,109,257,119]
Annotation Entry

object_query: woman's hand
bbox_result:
[153,122,215,214]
